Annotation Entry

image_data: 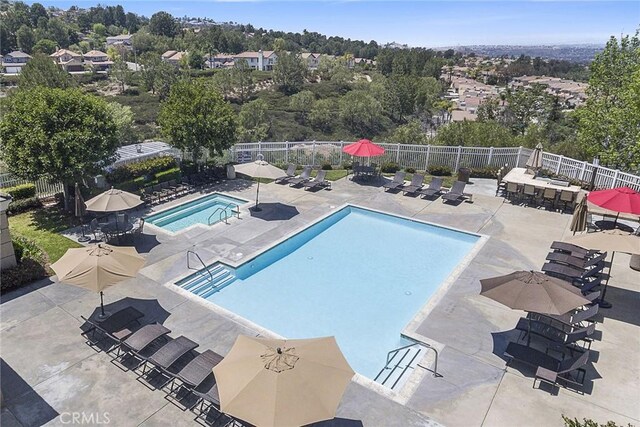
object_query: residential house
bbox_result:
[1,51,31,74]
[234,50,277,71]
[106,34,133,49]
[204,53,235,69]
[50,49,85,72]
[161,50,186,66]
[301,53,320,70]
[83,50,113,72]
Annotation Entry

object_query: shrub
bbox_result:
[321,163,333,170]
[155,168,181,183]
[180,160,198,176]
[122,88,140,96]
[341,161,353,169]
[405,167,417,174]
[106,156,177,183]
[7,197,42,215]
[116,177,145,193]
[1,183,36,200]
[381,162,400,173]
[11,235,46,264]
[427,165,452,176]
[470,167,499,179]
[0,257,48,293]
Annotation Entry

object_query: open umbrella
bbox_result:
[85,187,143,213]
[525,143,544,170]
[566,229,640,308]
[233,154,285,211]
[570,195,588,235]
[213,335,355,427]
[51,244,145,319]
[342,139,385,158]
[480,271,590,345]
[587,187,640,224]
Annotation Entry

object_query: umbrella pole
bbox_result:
[252,179,262,212]
[100,291,105,316]
[598,251,614,308]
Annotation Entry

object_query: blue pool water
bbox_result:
[146,193,247,232]
[178,206,479,378]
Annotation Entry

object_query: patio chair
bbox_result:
[89,218,103,242]
[115,323,171,361]
[542,262,604,282]
[504,342,589,389]
[288,166,312,186]
[140,187,155,206]
[541,188,558,210]
[303,170,331,190]
[382,171,406,191]
[442,180,469,203]
[401,173,425,195]
[191,373,225,423]
[505,182,521,202]
[545,251,606,270]
[418,177,444,198]
[515,318,596,351]
[80,306,144,351]
[550,241,602,259]
[522,184,538,205]
[137,335,199,386]
[559,190,576,211]
[129,218,145,241]
[168,349,224,394]
[528,304,599,333]
[275,164,297,183]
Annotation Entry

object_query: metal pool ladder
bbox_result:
[375,341,440,390]
[207,202,240,225]
[186,250,213,283]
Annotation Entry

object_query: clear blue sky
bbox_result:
[36,1,639,46]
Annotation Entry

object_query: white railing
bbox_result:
[228,141,640,191]
[0,174,64,198]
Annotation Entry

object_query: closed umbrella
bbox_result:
[570,196,588,235]
[51,244,145,319]
[213,335,354,427]
[233,154,286,211]
[525,143,544,170]
[566,229,640,308]
[587,187,640,224]
[75,182,91,243]
[85,187,143,213]
[480,271,590,345]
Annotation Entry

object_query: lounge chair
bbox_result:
[545,251,606,270]
[550,241,601,259]
[115,323,171,361]
[288,166,312,186]
[515,318,596,351]
[275,164,297,183]
[442,180,469,203]
[401,173,425,195]
[80,306,144,350]
[418,177,444,198]
[542,262,604,282]
[137,335,199,385]
[191,373,228,424]
[528,304,599,333]
[504,342,589,389]
[169,349,224,392]
[382,171,406,191]
[303,170,331,190]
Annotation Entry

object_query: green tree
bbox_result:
[46,17,70,47]
[231,59,254,103]
[149,11,179,38]
[18,53,72,89]
[32,38,57,54]
[502,84,555,135]
[110,59,132,93]
[576,31,640,172]
[105,102,137,145]
[158,80,237,161]
[433,121,517,147]
[339,90,386,137]
[212,68,234,99]
[29,3,48,26]
[309,98,336,132]
[93,23,107,37]
[16,24,35,53]
[389,120,429,144]
[272,37,286,52]
[289,90,315,124]
[0,87,119,209]
[237,99,270,143]
[273,52,306,95]
[188,51,204,70]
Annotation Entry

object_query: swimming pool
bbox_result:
[146,193,247,233]
[176,206,480,379]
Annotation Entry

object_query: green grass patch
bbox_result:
[9,209,82,263]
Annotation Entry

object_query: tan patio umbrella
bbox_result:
[75,182,91,243]
[233,154,286,211]
[51,244,145,319]
[213,335,355,427]
[85,187,143,212]
[481,270,590,345]
[525,142,544,170]
[570,195,588,235]
[566,229,640,308]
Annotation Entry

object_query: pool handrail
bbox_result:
[186,250,213,283]
[207,202,240,225]
[386,341,440,378]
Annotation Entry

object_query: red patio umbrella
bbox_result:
[342,139,385,157]
[587,187,640,222]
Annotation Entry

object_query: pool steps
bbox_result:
[374,345,425,390]
[177,264,237,298]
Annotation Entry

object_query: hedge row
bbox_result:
[1,236,49,294]
[7,197,42,215]
[116,167,181,193]
[106,156,177,184]
[1,183,36,200]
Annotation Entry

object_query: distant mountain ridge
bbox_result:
[435,44,604,63]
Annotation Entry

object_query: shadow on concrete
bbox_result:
[250,203,300,221]
[307,418,364,426]
[599,285,640,327]
[1,358,58,426]
[109,232,161,254]
[0,277,55,305]
[86,297,171,325]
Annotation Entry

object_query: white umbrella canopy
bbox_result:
[233,154,286,210]
[213,335,355,427]
[85,187,143,212]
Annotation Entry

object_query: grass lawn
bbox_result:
[9,208,82,263]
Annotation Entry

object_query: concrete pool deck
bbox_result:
[2,176,639,426]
